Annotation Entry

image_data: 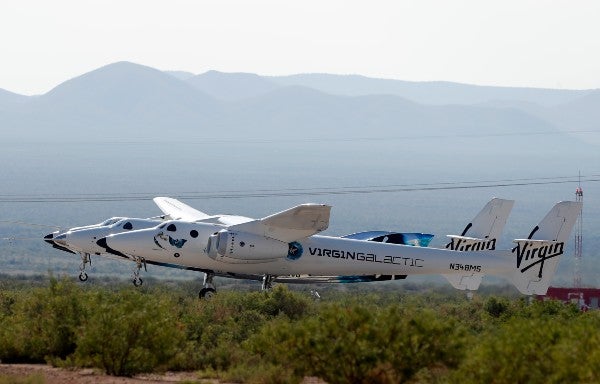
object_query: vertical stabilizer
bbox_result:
[512,201,582,295]
[444,198,514,290]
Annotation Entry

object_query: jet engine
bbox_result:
[207,230,288,263]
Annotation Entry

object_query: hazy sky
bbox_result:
[2,0,599,95]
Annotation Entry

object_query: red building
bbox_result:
[541,287,600,310]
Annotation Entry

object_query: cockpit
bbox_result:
[99,217,126,226]
[102,218,135,230]
[116,220,134,230]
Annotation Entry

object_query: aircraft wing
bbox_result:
[228,204,331,243]
[153,197,211,221]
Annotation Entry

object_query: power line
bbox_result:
[0,175,598,203]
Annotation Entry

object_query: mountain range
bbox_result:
[0,61,598,146]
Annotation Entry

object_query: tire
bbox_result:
[78,272,88,282]
[133,277,143,287]
[199,287,216,299]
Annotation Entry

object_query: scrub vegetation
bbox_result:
[1,275,599,383]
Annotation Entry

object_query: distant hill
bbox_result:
[270,73,591,107]
[186,70,280,101]
[0,88,29,106]
[3,62,219,137]
[547,90,600,129]
[220,85,560,139]
[165,70,196,81]
[0,61,597,149]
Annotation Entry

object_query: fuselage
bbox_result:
[101,220,513,277]
[52,218,163,255]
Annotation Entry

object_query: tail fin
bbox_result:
[443,198,514,290]
[511,201,582,295]
[446,198,515,251]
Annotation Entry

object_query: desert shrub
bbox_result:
[484,296,511,318]
[518,298,580,319]
[4,275,597,382]
[71,289,184,376]
[452,313,575,384]
[549,311,600,383]
[0,277,84,362]
[171,286,313,372]
[246,303,466,384]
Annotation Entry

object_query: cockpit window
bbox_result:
[100,217,124,226]
[167,224,177,232]
[123,222,133,230]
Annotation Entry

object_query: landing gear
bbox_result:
[131,256,147,287]
[199,287,216,299]
[262,274,275,291]
[78,253,91,282]
[199,272,216,299]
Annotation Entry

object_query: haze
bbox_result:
[2,0,600,95]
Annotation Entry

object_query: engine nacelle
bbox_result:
[207,230,289,263]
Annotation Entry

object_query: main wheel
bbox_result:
[133,277,143,287]
[78,272,88,282]
[199,287,216,299]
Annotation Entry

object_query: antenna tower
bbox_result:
[573,173,583,288]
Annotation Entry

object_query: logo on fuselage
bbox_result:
[154,232,187,249]
[287,241,303,261]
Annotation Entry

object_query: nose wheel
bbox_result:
[78,253,91,282]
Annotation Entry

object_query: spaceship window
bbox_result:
[190,230,198,238]
[100,217,123,226]
[123,222,133,230]
[167,224,177,232]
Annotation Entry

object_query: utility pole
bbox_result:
[573,172,583,288]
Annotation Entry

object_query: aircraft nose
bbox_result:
[44,231,76,254]
[44,232,55,244]
[53,233,68,246]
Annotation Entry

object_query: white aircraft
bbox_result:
[43,198,214,281]
[45,217,165,282]
[45,197,515,295]
[86,197,579,298]
[45,197,434,288]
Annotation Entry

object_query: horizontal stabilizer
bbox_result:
[443,273,483,291]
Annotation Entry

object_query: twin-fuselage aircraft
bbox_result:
[44,197,581,298]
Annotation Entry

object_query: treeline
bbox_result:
[1,277,600,383]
